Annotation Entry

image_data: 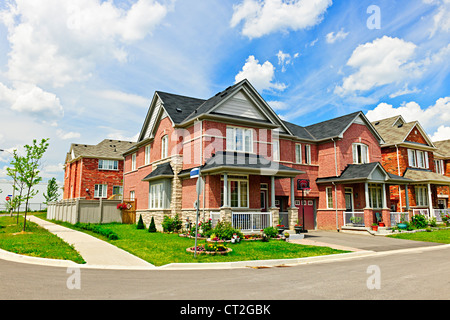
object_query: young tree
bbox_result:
[7,149,27,221]
[19,139,50,231]
[43,177,60,205]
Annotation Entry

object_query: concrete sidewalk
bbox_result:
[26,216,155,269]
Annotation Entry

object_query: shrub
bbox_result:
[136,215,145,229]
[263,226,278,239]
[411,214,428,229]
[212,220,243,240]
[162,214,183,233]
[148,216,157,233]
[74,223,119,240]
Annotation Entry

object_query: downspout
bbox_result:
[332,138,339,231]
[396,145,403,212]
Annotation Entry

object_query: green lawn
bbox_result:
[0,216,86,264]
[388,228,450,244]
[35,213,348,266]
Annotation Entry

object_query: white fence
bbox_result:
[413,209,429,217]
[433,209,450,223]
[390,212,410,226]
[343,211,365,227]
[47,199,122,224]
[210,212,221,228]
[232,212,272,232]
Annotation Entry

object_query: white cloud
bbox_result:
[95,90,149,107]
[230,0,332,38]
[56,129,81,141]
[335,36,419,96]
[267,100,289,111]
[425,0,450,37]
[0,82,64,119]
[366,97,450,140]
[325,28,349,43]
[389,85,421,98]
[431,125,450,141]
[1,0,170,87]
[276,50,299,72]
[235,55,287,92]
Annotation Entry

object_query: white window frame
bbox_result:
[131,153,137,171]
[130,190,135,201]
[326,187,333,209]
[415,186,428,207]
[149,182,165,209]
[221,175,249,208]
[435,159,444,175]
[94,184,108,198]
[368,184,383,209]
[145,145,151,165]
[161,135,169,159]
[304,144,311,164]
[98,159,118,171]
[352,143,369,164]
[295,144,302,164]
[112,186,123,195]
[408,149,429,169]
[226,126,253,153]
[273,140,280,161]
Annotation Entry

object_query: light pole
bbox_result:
[0,148,16,216]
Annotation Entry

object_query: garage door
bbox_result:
[296,200,315,231]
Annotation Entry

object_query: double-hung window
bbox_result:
[145,145,151,165]
[98,159,118,170]
[221,175,249,208]
[408,149,429,168]
[131,153,136,171]
[94,184,107,198]
[352,143,369,164]
[435,160,445,175]
[326,187,333,209]
[226,127,253,153]
[295,144,302,164]
[368,184,383,209]
[149,183,164,209]
[161,135,169,159]
[273,140,280,161]
[416,186,428,207]
[304,144,311,164]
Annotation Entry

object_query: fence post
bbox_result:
[99,198,104,224]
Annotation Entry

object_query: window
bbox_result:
[435,160,445,175]
[149,183,164,209]
[161,135,169,159]
[352,143,369,164]
[112,186,123,195]
[221,175,249,208]
[130,191,135,201]
[304,144,311,164]
[368,184,383,209]
[408,149,429,168]
[273,140,280,161]
[416,186,428,207]
[94,184,107,198]
[98,159,118,170]
[145,145,151,165]
[131,153,136,171]
[295,144,302,164]
[226,127,253,153]
[326,187,333,209]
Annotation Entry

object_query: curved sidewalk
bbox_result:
[26,216,155,269]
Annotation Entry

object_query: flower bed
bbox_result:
[186,244,232,255]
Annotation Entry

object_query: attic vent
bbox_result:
[398,123,403,128]
[375,121,380,125]
[176,108,182,113]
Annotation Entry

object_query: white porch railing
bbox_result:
[210,212,221,228]
[232,212,272,232]
[390,212,409,226]
[433,209,450,223]
[413,209,429,217]
[343,211,365,227]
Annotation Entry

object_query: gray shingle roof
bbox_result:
[68,139,136,162]
[142,162,174,181]
[155,91,205,124]
[434,140,450,158]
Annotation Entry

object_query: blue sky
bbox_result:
[0,0,449,185]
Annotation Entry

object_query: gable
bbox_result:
[405,124,431,146]
[369,165,388,182]
[212,90,266,121]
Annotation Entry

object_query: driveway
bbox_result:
[295,230,446,252]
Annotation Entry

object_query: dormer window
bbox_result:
[352,143,369,164]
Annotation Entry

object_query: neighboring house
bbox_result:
[433,139,450,209]
[123,79,408,231]
[371,116,450,218]
[63,139,136,200]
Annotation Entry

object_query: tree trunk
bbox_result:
[23,189,31,232]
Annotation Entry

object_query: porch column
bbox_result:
[405,184,410,211]
[364,182,370,209]
[223,173,228,207]
[428,184,433,218]
[382,183,388,209]
[271,176,276,208]
[290,177,296,208]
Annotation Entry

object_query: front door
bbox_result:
[297,200,315,230]
[260,190,268,212]
[345,188,354,212]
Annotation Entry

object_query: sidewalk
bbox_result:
[26,216,155,269]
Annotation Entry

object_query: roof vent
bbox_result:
[176,108,182,113]
[398,123,403,128]
[375,121,380,125]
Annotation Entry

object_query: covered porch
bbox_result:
[316,162,412,230]
[197,151,304,232]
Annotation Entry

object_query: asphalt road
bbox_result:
[1,244,449,301]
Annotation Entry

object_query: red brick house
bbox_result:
[123,79,407,231]
[433,139,450,210]
[371,116,450,220]
[63,139,135,200]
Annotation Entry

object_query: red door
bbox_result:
[297,200,315,230]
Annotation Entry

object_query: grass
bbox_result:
[388,228,450,244]
[0,215,86,264]
[34,213,348,266]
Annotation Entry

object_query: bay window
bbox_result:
[221,175,249,208]
[149,180,171,209]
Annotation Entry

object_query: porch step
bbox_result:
[341,226,393,236]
